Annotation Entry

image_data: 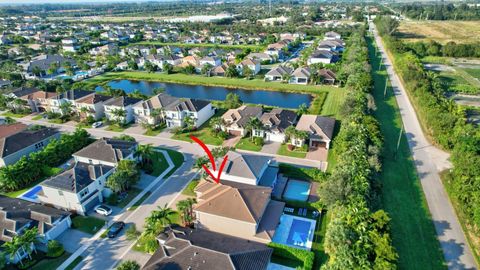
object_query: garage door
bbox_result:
[229,130,242,136]
[83,194,101,213]
[311,141,327,148]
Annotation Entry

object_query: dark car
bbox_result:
[107,221,125,238]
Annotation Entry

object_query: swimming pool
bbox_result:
[272,214,316,250]
[283,180,311,201]
[18,185,43,203]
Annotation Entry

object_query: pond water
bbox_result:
[95,80,312,109]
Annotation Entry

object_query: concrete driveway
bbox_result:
[56,229,92,253]
[222,135,241,147]
[124,123,145,135]
[261,141,281,154]
[306,147,328,162]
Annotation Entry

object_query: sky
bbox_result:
[0,0,170,4]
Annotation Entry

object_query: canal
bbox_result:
[95,80,312,109]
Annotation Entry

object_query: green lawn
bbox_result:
[171,109,226,146]
[157,147,184,178]
[150,150,170,177]
[308,92,328,115]
[235,137,262,152]
[71,216,106,235]
[368,36,446,270]
[3,166,62,198]
[144,124,166,136]
[462,67,480,80]
[1,111,29,118]
[31,114,43,120]
[48,118,65,124]
[182,179,199,196]
[31,252,71,270]
[109,188,142,209]
[321,89,347,118]
[276,144,307,158]
[106,123,130,132]
[65,256,83,270]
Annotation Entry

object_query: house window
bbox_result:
[253,130,262,137]
[79,189,89,198]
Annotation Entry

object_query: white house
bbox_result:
[199,56,221,67]
[75,93,113,121]
[264,66,292,82]
[324,31,341,40]
[289,67,311,85]
[236,58,260,76]
[294,115,336,149]
[164,98,215,128]
[307,50,336,65]
[49,89,94,115]
[104,96,143,124]
[62,38,79,52]
[132,93,178,125]
[221,105,263,136]
[255,109,297,142]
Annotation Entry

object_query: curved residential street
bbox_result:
[370,22,477,270]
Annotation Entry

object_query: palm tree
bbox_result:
[20,227,38,260]
[176,198,197,226]
[297,103,309,116]
[245,117,263,139]
[134,144,154,167]
[183,114,195,131]
[2,238,23,265]
[150,108,164,124]
[59,101,73,117]
[282,73,292,83]
[111,108,127,126]
[209,116,223,132]
[145,204,176,234]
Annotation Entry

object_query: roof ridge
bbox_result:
[235,188,257,223]
[194,185,232,209]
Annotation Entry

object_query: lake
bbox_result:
[95,80,312,109]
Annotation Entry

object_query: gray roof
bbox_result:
[42,162,114,193]
[143,227,272,270]
[54,89,93,101]
[104,96,143,107]
[165,98,211,113]
[260,109,297,132]
[0,195,70,243]
[265,66,292,77]
[223,151,270,180]
[0,127,59,158]
[291,67,311,79]
[135,93,179,110]
[22,54,76,73]
[73,138,137,164]
[310,50,333,59]
[10,87,40,98]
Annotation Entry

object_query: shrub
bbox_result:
[106,193,118,205]
[126,224,141,241]
[267,242,314,270]
[116,260,140,270]
[47,240,64,258]
[253,137,264,146]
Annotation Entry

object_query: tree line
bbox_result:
[396,3,480,20]
[406,41,480,58]
[375,15,480,253]
[0,128,93,192]
[318,28,398,269]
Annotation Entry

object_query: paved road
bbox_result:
[370,22,478,270]
[77,154,198,269]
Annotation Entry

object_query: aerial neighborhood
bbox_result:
[0,1,478,270]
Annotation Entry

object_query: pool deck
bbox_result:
[272,214,316,250]
[272,174,288,200]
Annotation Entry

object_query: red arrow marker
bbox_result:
[190,135,228,184]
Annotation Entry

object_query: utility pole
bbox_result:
[384,77,388,99]
[268,0,272,16]
[394,125,403,159]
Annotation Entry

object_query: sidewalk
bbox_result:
[57,149,175,270]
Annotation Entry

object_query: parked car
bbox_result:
[94,204,112,216]
[92,121,103,128]
[107,221,125,238]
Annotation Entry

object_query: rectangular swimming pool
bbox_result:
[283,180,311,202]
[272,214,316,250]
[18,185,42,203]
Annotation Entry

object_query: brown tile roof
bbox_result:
[21,90,57,100]
[194,179,271,224]
[296,114,336,140]
[0,123,27,139]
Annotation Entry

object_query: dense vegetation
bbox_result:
[268,242,315,270]
[396,3,480,20]
[0,128,92,192]
[318,28,397,269]
[376,15,480,261]
[406,41,480,58]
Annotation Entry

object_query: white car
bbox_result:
[92,121,103,128]
[94,204,112,216]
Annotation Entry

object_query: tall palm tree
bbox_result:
[183,114,195,131]
[2,238,23,265]
[134,144,154,166]
[20,227,38,260]
[145,204,176,233]
[246,117,263,139]
[111,108,127,125]
[150,108,164,124]
[59,101,73,116]
[176,198,197,226]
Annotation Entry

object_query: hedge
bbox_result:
[267,242,314,270]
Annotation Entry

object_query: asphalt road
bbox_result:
[77,155,198,269]
[370,22,478,270]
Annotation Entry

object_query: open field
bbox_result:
[368,36,447,270]
[397,20,480,44]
